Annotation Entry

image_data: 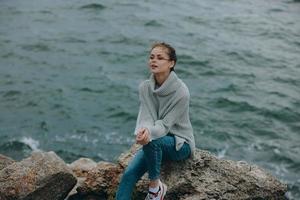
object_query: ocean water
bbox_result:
[0,0,299,198]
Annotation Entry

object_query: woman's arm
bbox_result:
[147,94,189,140]
[135,81,190,141]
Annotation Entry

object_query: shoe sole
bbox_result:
[161,183,167,200]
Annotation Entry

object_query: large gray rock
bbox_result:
[134,149,288,200]
[74,144,287,200]
[0,154,15,171]
[0,151,77,200]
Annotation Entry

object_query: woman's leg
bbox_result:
[116,149,148,200]
[142,135,191,181]
[162,138,191,162]
[142,135,190,199]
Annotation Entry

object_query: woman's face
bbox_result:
[148,47,174,75]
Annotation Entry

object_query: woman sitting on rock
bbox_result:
[116,42,195,200]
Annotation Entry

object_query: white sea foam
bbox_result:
[21,136,40,151]
[273,163,289,177]
[92,139,98,145]
[70,134,88,142]
[55,135,66,142]
[217,144,229,159]
[104,132,134,145]
[217,148,226,159]
[273,148,281,154]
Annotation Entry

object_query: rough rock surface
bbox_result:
[71,161,122,200]
[0,154,15,171]
[68,158,98,178]
[0,151,77,200]
[74,144,287,200]
[67,158,99,198]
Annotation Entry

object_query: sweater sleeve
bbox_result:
[134,82,155,135]
[134,101,154,135]
[148,94,189,140]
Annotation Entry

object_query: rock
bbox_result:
[68,158,98,177]
[117,143,141,169]
[135,149,288,200]
[72,144,140,200]
[0,154,15,171]
[75,144,287,200]
[67,158,99,198]
[74,161,122,200]
[0,151,77,200]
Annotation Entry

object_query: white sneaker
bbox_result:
[145,181,167,200]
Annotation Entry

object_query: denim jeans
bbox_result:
[116,134,191,200]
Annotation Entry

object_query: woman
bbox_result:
[116,42,195,200]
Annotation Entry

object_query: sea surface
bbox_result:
[0,0,299,198]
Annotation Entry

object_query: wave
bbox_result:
[62,37,87,44]
[212,97,258,112]
[268,91,288,98]
[104,131,134,145]
[144,20,163,27]
[216,144,229,159]
[0,137,40,160]
[258,106,300,123]
[0,141,31,152]
[184,16,207,25]
[1,52,15,58]
[212,97,300,123]
[107,36,146,46]
[179,54,211,66]
[273,76,300,87]
[222,17,241,25]
[268,8,285,13]
[181,59,211,67]
[20,43,51,52]
[79,87,104,94]
[39,121,49,132]
[294,41,300,47]
[2,90,22,98]
[20,137,40,151]
[79,3,106,10]
[55,149,91,163]
[177,54,215,76]
[107,111,136,122]
[175,68,197,78]
[223,50,274,66]
[286,183,300,200]
[213,83,241,93]
[39,10,53,15]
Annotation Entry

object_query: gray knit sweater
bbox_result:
[134,71,195,155]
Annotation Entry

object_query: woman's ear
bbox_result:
[169,60,175,69]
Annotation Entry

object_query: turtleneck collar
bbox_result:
[150,71,180,96]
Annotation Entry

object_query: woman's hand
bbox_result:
[136,128,150,145]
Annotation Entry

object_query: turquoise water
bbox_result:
[0,0,299,198]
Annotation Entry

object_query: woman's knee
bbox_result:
[121,153,146,181]
[145,136,165,148]
[121,167,136,182]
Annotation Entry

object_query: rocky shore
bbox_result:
[0,144,288,200]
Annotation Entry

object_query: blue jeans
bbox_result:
[116,134,191,200]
